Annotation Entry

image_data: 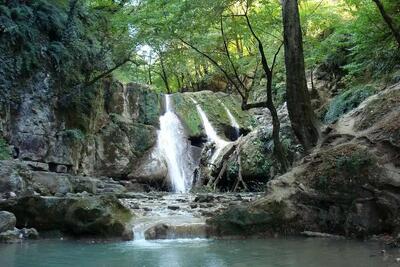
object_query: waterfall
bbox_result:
[158,95,194,193]
[190,98,229,162]
[122,85,131,120]
[219,100,240,140]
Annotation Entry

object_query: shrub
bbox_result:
[324,84,376,124]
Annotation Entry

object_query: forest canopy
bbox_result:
[0,0,399,96]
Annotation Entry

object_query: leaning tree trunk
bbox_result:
[282,0,319,153]
[372,0,400,48]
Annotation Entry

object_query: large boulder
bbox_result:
[0,160,30,197]
[0,211,16,232]
[128,147,168,188]
[94,115,157,178]
[208,142,400,238]
[0,195,134,240]
[144,223,208,240]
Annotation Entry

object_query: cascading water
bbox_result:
[158,95,194,193]
[122,85,131,120]
[219,100,240,140]
[190,98,229,162]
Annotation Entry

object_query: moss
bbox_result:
[172,91,252,139]
[324,84,376,124]
[304,144,378,194]
[63,129,85,142]
[0,137,11,160]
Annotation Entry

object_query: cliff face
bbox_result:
[0,73,161,180]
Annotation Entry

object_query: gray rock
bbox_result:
[0,195,134,240]
[0,228,38,243]
[0,211,16,232]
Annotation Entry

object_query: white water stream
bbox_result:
[190,98,229,163]
[219,100,240,140]
[158,95,194,193]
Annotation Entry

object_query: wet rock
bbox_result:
[128,146,168,186]
[0,229,21,243]
[0,211,16,232]
[167,206,180,211]
[144,223,208,240]
[0,228,38,243]
[145,223,169,240]
[194,194,215,203]
[0,195,134,240]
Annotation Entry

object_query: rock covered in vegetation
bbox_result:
[194,104,301,191]
[0,195,134,240]
[172,91,253,140]
[0,74,160,180]
[208,84,400,239]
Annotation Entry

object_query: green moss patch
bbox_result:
[172,91,252,139]
[0,137,11,160]
[324,84,376,124]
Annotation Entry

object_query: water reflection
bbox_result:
[0,238,398,267]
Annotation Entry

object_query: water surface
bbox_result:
[0,238,397,267]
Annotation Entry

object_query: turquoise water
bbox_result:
[0,238,397,267]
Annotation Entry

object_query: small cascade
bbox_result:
[158,95,195,193]
[122,85,131,120]
[190,98,229,162]
[219,100,240,140]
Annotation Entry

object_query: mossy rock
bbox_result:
[208,200,294,236]
[302,143,379,194]
[172,91,252,139]
[238,125,299,187]
[0,195,134,240]
[127,83,162,126]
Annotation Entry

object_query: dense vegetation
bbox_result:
[1,0,399,155]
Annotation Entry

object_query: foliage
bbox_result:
[336,151,374,176]
[324,84,376,123]
[0,137,11,160]
[63,128,86,142]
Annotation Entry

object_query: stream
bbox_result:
[0,238,398,267]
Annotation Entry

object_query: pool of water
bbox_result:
[0,238,398,267]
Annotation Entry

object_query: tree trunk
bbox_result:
[159,53,171,93]
[282,0,319,153]
[372,0,400,47]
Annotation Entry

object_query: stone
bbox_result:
[31,172,73,195]
[0,228,38,243]
[144,223,209,240]
[0,211,16,232]
[0,195,134,240]
[194,194,215,203]
[25,161,49,171]
[167,206,180,211]
[56,165,68,173]
[145,223,169,240]
[0,229,20,243]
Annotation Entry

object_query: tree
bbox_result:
[282,0,319,153]
[371,0,400,47]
